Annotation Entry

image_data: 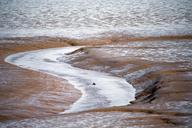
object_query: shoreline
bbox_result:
[0,39,83,121]
[0,36,192,127]
[5,46,135,113]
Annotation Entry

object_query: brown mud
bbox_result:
[0,38,82,121]
[0,35,192,127]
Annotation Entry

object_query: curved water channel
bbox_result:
[5,46,135,113]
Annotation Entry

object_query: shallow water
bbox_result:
[5,46,135,113]
[0,0,192,38]
[100,40,192,62]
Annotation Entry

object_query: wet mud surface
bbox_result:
[0,38,82,121]
[0,36,192,128]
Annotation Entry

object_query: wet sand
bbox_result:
[5,46,136,113]
[0,36,192,127]
[0,38,82,121]
[64,38,192,127]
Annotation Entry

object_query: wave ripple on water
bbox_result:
[0,0,192,38]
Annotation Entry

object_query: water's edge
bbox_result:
[4,46,135,114]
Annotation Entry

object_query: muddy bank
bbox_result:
[5,46,135,113]
[0,38,83,121]
[0,36,192,128]
[58,38,192,127]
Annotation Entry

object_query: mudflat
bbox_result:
[0,37,82,121]
[0,36,192,128]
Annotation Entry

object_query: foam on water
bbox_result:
[5,46,135,113]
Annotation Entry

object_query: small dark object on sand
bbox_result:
[92,82,96,85]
